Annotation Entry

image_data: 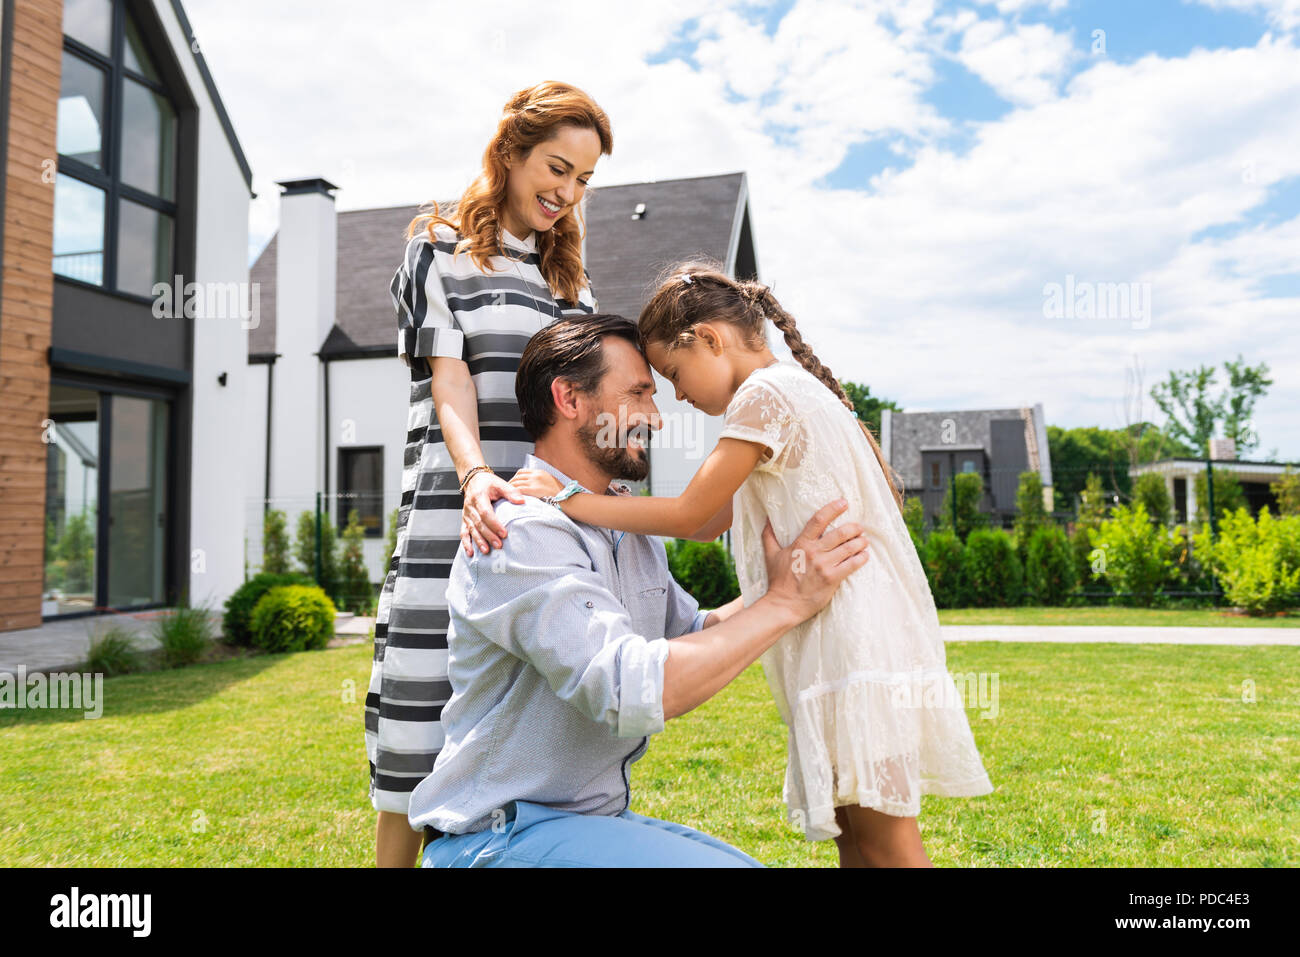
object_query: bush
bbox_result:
[338,508,375,615]
[1132,473,1173,528]
[922,530,966,608]
[262,508,291,574]
[1013,471,1048,565]
[250,585,337,653]
[1025,524,1076,605]
[902,497,924,553]
[961,527,1023,607]
[938,472,988,542]
[294,510,341,602]
[1194,507,1300,615]
[666,539,740,609]
[1088,502,1176,607]
[84,625,141,676]
[153,594,216,668]
[223,571,317,647]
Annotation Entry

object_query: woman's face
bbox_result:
[501,124,602,239]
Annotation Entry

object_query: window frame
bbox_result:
[56,0,179,304]
[336,446,386,539]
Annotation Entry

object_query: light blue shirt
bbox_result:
[407,453,710,835]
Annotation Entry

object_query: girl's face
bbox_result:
[644,328,736,417]
[501,124,602,239]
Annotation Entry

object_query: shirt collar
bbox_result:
[501,227,538,253]
[523,453,630,497]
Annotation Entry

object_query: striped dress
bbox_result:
[365,221,597,815]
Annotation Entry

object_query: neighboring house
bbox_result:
[1130,439,1287,523]
[243,172,758,583]
[881,405,1054,529]
[0,0,253,633]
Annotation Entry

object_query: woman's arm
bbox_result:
[555,437,764,537]
[430,356,524,555]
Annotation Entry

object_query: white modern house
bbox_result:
[1,0,254,633]
[242,172,760,584]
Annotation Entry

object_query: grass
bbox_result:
[0,641,1296,867]
[936,606,1300,627]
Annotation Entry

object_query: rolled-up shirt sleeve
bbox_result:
[459,506,669,738]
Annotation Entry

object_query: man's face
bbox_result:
[574,336,662,482]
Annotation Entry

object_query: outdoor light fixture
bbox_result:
[631,202,646,220]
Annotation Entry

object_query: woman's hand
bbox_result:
[461,470,525,557]
[508,468,565,500]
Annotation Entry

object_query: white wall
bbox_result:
[153,1,252,613]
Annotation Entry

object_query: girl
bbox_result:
[508,263,994,868]
[368,81,611,866]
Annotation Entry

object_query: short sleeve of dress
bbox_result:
[717,371,800,471]
[390,231,466,369]
[559,266,598,317]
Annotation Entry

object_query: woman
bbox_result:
[366,81,612,867]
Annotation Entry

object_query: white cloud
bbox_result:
[956,18,1079,106]
[1187,0,1300,31]
[183,1,1300,458]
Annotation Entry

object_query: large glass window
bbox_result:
[53,1,178,299]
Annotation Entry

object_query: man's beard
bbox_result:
[576,413,650,482]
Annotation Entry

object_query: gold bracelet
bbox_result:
[459,464,494,494]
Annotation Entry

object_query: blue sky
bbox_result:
[187,0,1300,461]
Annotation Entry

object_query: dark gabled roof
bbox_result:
[582,172,749,320]
[247,173,751,360]
[887,407,1052,490]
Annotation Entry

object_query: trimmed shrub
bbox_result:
[938,472,988,542]
[1025,524,1076,605]
[250,584,337,653]
[961,527,1023,607]
[223,571,317,647]
[667,540,740,609]
[1088,502,1176,607]
[922,530,966,608]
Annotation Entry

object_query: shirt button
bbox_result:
[585,601,594,608]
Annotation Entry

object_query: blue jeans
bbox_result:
[421,800,765,868]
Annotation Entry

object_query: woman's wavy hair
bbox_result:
[405,81,612,305]
[637,261,905,512]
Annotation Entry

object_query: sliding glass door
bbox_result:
[43,378,173,616]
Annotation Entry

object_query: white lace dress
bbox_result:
[718,359,994,841]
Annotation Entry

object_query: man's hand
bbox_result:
[761,499,868,624]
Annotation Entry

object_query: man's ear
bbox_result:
[549,376,583,423]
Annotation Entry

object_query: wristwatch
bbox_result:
[543,480,587,508]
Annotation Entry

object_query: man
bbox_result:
[410,314,870,866]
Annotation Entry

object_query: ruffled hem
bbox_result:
[777,668,995,841]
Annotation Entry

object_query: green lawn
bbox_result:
[937,606,1300,627]
[1,641,1296,866]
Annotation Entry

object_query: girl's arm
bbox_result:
[524,437,765,538]
[688,499,733,542]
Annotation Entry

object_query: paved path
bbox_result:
[0,610,378,675]
[940,624,1300,646]
[2,613,1295,675]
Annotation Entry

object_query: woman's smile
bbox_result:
[537,195,562,218]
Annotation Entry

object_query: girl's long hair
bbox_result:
[406,81,612,304]
[637,261,905,512]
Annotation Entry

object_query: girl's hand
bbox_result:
[461,470,525,557]
[508,468,564,500]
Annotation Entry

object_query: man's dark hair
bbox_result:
[516,313,641,440]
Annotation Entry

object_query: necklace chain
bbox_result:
[499,234,554,330]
